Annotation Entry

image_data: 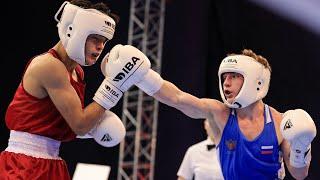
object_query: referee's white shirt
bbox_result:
[177,137,224,180]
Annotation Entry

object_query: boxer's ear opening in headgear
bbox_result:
[218,55,271,109]
[55,1,116,66]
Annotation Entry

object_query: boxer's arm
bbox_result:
[112,46,226,124]
[36,56,105,135]
[281,140,309,180]
[153,80,225,120]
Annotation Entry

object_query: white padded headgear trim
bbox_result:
[218,55,271,108]
[54,1,116,66]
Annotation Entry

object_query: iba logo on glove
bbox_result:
[104,85,119,98]
[283,119,293,130]
[100,133,113,142]
[113,57,142,82]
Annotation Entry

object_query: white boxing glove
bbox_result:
[93,46,124,109]
[93,78,123,109]
[110,45,164,96]
[77,111,126,147]
[280,109,317,168]
[104,44,152,91]
[94,44,157,108]
[107,44,163,96]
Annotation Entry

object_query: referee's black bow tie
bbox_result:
[207,144,216,151]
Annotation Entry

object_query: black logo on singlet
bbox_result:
[113,57,141,82]
[100,133,113,142]
[283,119,293,130]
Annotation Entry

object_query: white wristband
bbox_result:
[93,79,123,109]
[76,134,93,139]
[289,145,311,168]
[136,69,163,96]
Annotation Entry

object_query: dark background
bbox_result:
[1,0,319,179]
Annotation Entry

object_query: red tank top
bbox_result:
[5,49,86,142]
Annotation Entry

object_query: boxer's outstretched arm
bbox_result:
[92,44,225,128]
[151,79,226,141]
[95,44,222,120]
[105,44,227,126]
[153,80,224,120]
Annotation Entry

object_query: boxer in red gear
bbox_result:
[0,1,121,179]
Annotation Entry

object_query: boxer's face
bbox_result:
[222,72,244,103]
[84,34,108,65]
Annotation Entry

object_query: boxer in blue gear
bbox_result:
[115,48,317,180]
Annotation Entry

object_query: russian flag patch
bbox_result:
[261,145,273,154]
